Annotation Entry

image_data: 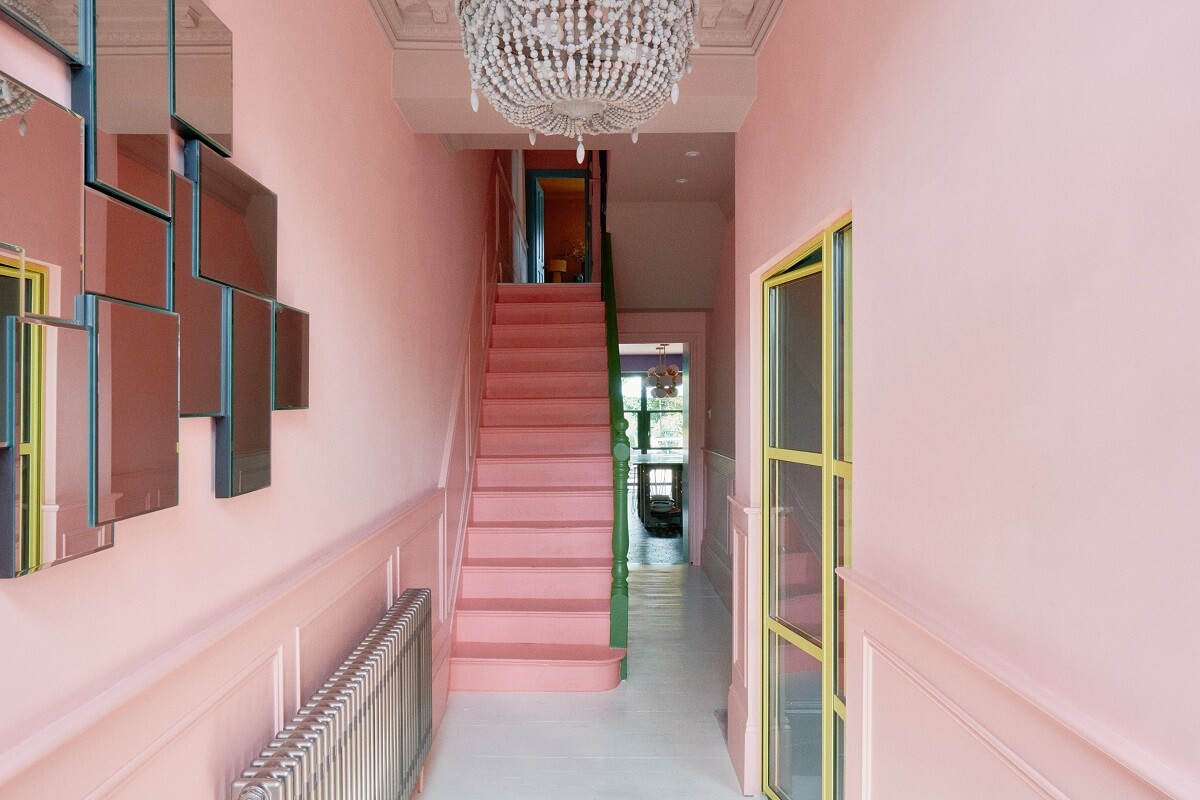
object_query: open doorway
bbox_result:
[525,169,590,283]
[619,342,688,566]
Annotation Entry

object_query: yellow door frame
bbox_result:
[761,213,852,800]
[0,251,49,574]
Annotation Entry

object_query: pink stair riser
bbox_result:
[459,562,612,599]
[466,526,612,559]
[484,371,608,400]
[449,645,625,692]
[475,456,612,488]
[487,347,608,374]
[778,592,823,629]
[490,323,606,350]
[495,283,601,304]
[477,426,609,457]
[455,603,610,645]
[470,489,614,523]
[492,302,605,326]
[481,398,609,427]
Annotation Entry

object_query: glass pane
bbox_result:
[836,577,846,701]
[623,411,640,450]
[0,2,82,59]
[648,411,684,449]
[90,297,180,525]
[622,375,642,411]
[93,0,171,211]
[835,477,848,697]
[768,632,822,800]
[835,711,846,800]
[172,0,233,152]
[192,141,278,297]
[770,460,823,641]
[770,272,823,453]
[173,173,224,416]
[0,70,84,318]
[835,225,852,461]
[84,188,170,309]
[217,290,272,497]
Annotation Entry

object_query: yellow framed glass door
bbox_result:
[763,217,851,800]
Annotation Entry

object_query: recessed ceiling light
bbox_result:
[685,150,701,157]
[675,178,689,184]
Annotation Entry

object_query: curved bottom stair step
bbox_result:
[450,643,626,692]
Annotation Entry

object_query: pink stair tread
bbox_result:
[457,598,610,613]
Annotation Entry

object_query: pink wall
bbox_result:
[0,0,492,792]
[732,0,1200,796]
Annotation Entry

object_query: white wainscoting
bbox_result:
[701,450,735,610]
[844,570,1193,800]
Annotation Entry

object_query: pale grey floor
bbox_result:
[421,566,745,799]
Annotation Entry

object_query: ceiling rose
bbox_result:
[457,0,699,161]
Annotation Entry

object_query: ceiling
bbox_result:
[619,343,685,356]
[369,0,781,140]
[608,132,734,205]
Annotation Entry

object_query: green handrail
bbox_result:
[600,232,630,678]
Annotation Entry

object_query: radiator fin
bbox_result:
[232,588,433,800]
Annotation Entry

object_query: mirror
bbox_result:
[171,0,232,153]
[0,70,85,319]
[188,140,277,297]
[273,303,308,410]
[89,0,171,212]
[1,316,113,578]
[217,289,271,497]
[86,296,179,525]
[84,188,170,309]
[0,0,83,62]
[172,172,224,416]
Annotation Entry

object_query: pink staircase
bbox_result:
[450,282,625,692]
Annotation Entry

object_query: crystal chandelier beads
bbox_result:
[457,0,698,142]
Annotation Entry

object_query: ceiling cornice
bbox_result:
[367,0,784,55]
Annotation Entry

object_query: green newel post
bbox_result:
[601,233,630,678]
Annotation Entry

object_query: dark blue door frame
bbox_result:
[525,167,592,284]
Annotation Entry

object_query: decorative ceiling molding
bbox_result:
[367,0,783,54]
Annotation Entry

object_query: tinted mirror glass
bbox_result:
[189,140,276,296]
[0,70,84,319]
[84,188,169,309]
[0,1,82,61]
[172,0,232,153]
[217,289,270,497]
[91,0,171,212]
[172,172,223,416]
[1,317,113,578]
[88,296,179,525]
[273,304,308,410]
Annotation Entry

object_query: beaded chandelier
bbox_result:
[456,0,699,161]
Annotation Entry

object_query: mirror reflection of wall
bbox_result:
[84,188,169,309]
[217,289,272,497]
[0,0,83,60]
[172,172,225,417]
[92,0,171,211]
[0,70,84,319]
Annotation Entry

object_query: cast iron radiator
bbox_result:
[231,588,433,800]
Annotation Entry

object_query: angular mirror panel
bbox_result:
[0,70,84,319]
[88,0,171,213]
[87,296,179,525]
[171,0,232,153]
[0,0,83,62]
[0,249,20,449]
[172,172,223,416]
[84,188,170,309]
[273,303,308,410]
[217,289,270,497]
[188,140,277,297]
[1,316,113,579]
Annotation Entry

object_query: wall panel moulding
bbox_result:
[0,2,309,578]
